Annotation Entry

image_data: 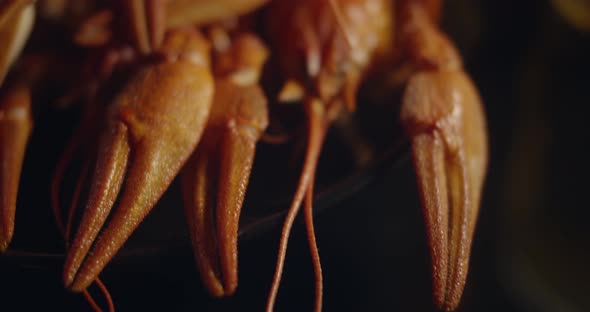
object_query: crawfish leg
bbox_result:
[0,83,32,251]
[399,2,488,311]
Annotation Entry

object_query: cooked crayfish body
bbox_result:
[181,29,269,297]
[64,29,214,291]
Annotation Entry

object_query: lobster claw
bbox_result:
[401,70,488,311]
[181,31,268,297]
[0,82,32,251]
[64,30,214,292]
[0,1,35,85]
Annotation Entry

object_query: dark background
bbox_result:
[1,1,589,311]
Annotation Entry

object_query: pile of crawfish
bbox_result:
[0,0,488,311]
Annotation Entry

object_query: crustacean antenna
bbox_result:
[266,98,327,312]
[265,0,392,310]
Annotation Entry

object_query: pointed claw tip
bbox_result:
[222,282,238,297]
[63,254,87,291]
[198,271,228,298]
[209,288,224,298]
[63,262,81,290]
[444,284,465,312]
[0,236,11,252]
[197,259,238,297]
[67,272,94,293]
[437,298,461,312]
[0,216,15,252]
[63,271,74,289]
[432,267,466,311]
[69,282,87,293]
[209,284,236,298]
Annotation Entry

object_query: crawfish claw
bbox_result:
[182,81,267,296]
[401,70,487,311]
[0,83,32,251]
[181,32,269,297]
[64,31,214,291]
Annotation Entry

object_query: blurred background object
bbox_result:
[551,0,590,32]
[499,0,590,311]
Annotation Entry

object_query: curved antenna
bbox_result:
[266,98,327,312]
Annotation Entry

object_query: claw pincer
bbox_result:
[0,82,32,251]
[64,30,214,291]
[181,31,269,297]
[398,2,488,310]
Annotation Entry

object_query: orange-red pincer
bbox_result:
[398,1,488,310]
[63,29,215,292]
[0,82,32,251]
[181,28,269,297]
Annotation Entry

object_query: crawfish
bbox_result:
[60,1,271,304]
[265,0,393,310]
[0,1,488,311]
[265,0,487,311]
